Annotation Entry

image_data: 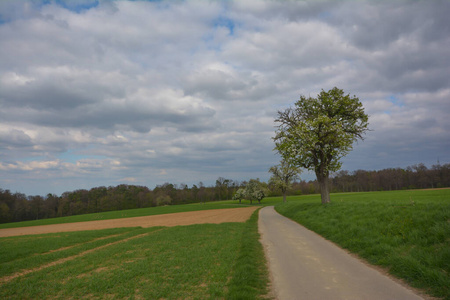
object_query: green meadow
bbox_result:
[0,189,448,299]
[0,211,268,299]
[276,189,450,300]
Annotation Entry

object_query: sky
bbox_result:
[0,0,449,196]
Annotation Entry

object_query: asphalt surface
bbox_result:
[258,206,424,300]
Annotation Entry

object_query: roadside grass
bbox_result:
[275,189,450,299]
[0,210,269,299]
[0,202,247,229]
[227,209,269,299]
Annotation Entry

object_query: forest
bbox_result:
[1,162,449,224]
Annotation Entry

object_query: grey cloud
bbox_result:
[0,1,43,23]
[229,1,341,27]
[324,1,450,92]
[0,0,448,196]
[358,41,450,93]
[0,98,215,134]
[1,81,98,110]
[0,129,33,149]
[184,68,278,101]
[185,69,246,100]
[327,1,450,50]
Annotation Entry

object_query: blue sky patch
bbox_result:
[58,150,107,163]
[388,95,404,107]
[54,0,99,13]
[213,15,235,35]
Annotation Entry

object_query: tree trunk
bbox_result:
[318,176,331,204]
[282,192,287,203]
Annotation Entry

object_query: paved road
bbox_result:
[258,206,424,300]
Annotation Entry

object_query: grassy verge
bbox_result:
[0,210,270,299]
[227,209,270,299]
[275,189,450,299]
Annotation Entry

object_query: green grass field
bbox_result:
[275,189,450,299]
[0,210,268,299]
[1,189,448,299]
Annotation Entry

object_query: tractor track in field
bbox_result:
[0,229,165,285]
[44,232,127,255]
[39,232,126,256]
[0,207,258,285]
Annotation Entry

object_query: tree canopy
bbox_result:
[233,179,267,204]
[274,87,369,204]
[269,160,300,203]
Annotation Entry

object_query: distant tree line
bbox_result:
[269,163,450,197]
[0,177,242,224]
[330,163,450,192]
[1,163,448,224]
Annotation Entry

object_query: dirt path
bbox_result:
[258,206,425,300]
[0,207,258,237]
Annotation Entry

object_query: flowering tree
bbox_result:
[269,159,301,203]
[274,87,369,204]
[232,188,246,204]
[233,179,267,204]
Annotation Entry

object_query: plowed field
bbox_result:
[0,207,259,237]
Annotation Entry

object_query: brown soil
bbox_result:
[0,207,259,238]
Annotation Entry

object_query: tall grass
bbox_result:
[275,189,450,299]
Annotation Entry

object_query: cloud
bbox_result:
[0,0,448,195]
[0,128,33,149]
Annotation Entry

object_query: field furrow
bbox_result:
[0,229,163,285]
[0,228,159,278]
[0,207,267,299]
[0,229,161,284]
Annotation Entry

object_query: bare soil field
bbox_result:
[0,206,259,238]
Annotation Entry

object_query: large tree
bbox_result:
[274,87,369,204]
[269,160,300,203]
